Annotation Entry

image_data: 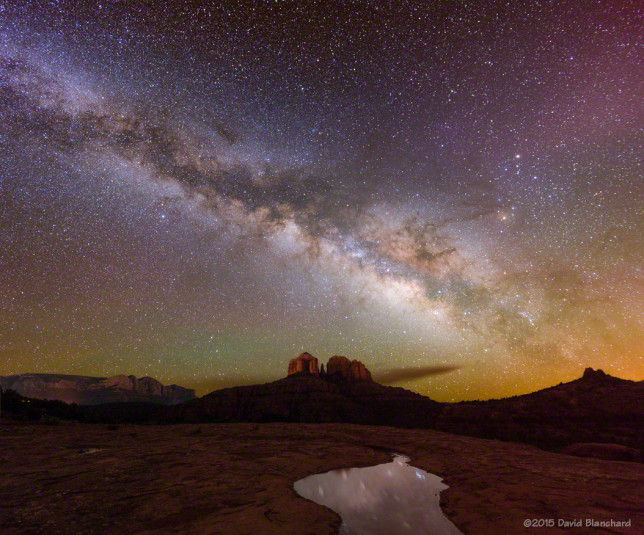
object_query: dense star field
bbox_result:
[1,1,641,401]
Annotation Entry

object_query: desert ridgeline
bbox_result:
[2,353,642,462]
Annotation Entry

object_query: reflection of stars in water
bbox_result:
[295,455,459,533]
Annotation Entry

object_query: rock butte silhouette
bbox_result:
[167,352,442,428]
[1,357,642,462]
[164,356,643,463]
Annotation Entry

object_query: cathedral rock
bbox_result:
[326,355,372,382]
[287,353,372,382]
[287,352,320,376]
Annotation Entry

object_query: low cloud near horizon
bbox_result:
[373,365,462,384]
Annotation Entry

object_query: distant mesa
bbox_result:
[0,373,195,405]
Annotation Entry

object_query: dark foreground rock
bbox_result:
[561,442,641,462]
[0,388,164,423]
[0,422,641,534]
[436,368,644,453]
[166,374,442,428]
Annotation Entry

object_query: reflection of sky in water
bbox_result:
[294,455,463,535]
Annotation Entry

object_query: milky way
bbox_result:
[1,1,642,400]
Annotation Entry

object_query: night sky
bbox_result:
[1,1,642,401]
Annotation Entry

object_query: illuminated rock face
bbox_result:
[326,355,372,382]
[286,354,372,382]
[0,373,195,405]
[287,353,320,376]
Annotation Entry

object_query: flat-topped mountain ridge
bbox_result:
[0,372,195,405]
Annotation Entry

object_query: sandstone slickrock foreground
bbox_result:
[0,422,641,535]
